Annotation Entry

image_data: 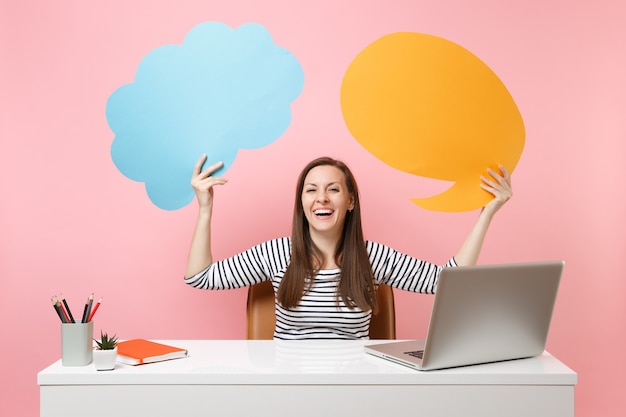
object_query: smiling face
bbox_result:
[301,165,355,239]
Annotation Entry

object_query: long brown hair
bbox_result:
[277,157,377,311]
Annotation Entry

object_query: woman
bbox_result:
[184,155,512,339]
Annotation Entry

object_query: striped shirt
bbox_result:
[184,237,456,339]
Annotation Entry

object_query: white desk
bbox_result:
[38,340,577,417]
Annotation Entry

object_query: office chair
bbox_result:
[246,281,396,339]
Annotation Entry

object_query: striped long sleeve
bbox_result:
[184,237,456,339]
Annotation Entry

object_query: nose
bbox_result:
[316,190,329,203]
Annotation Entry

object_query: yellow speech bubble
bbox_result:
[340,33,524,212]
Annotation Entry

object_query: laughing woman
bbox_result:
[184,155,512,339]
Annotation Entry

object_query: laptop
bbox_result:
[365,260,564,371]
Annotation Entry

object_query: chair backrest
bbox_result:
[246,281,396,339]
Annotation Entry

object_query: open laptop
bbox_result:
[365,260,564,371]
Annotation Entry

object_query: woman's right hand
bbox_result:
[185,155,227,278]
[191,154,228,210]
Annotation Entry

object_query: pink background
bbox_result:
[1,1,624,415]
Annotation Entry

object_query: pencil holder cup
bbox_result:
[61,321,93,366]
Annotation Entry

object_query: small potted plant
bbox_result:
[93,331,118,371]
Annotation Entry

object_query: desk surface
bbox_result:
[38,339,577,386]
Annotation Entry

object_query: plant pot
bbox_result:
[93,346,117,371]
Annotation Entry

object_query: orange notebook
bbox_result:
[116,339,188,365]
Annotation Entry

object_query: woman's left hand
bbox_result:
[480,165,513,216]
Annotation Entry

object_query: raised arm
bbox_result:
[184,155,228,278]
[453,165,513,266]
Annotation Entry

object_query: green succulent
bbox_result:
[94,331,118,350]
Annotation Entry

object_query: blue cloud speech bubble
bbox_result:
[106,22,304,210]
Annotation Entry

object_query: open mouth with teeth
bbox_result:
[313,209,334,218]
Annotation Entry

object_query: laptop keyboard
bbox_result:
[404,350,424,359]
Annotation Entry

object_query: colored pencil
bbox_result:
[59,294,75,323]
[80,294,92,323]
[85,293,94,322]
[88,297,102,322]
[52,297,67,323]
